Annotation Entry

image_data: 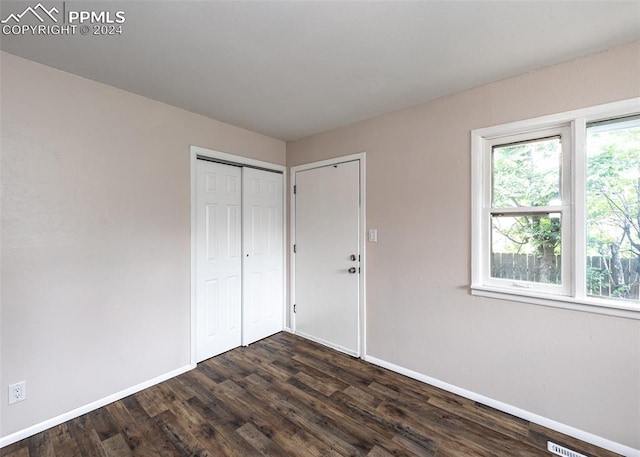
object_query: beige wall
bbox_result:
[287,41,640,449]
[2,40,639,449]
[0,51,285,437]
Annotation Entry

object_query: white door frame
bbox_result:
[190,145,286,366]
[290,152,366,358]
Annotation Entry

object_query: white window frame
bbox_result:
[483,127,572,296]
[471,97,640,320]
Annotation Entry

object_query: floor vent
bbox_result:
[547,441,588,457]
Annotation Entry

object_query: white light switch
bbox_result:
[368,229,378,243]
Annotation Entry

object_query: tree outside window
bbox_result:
[586,118,640,300]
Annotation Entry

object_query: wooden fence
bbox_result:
[491,253,639,299]
[491,252,561,284]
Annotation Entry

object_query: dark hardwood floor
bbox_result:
[1,332,623,457]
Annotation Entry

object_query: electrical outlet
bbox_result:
[9,381,26,405]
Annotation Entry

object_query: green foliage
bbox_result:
[587,264,633,298]
[586,265,603,292]
[492,138,562,256]
[492,137,560,208]
[586,124,640,261]
[492,120,640,298]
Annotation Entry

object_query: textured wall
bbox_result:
[0,51,285,437]
[287,41,640,449]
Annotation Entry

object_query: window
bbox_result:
[586,116,640,301]
[471,98,640,318]
[486,128,570,296]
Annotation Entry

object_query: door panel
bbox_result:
[196,160,242,361]
[242,167,284,345]
[294,160,360,355]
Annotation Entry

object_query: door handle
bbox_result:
[348,267,357,274]
[350,254,357,261]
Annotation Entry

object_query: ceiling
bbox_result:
[1,1,639,141]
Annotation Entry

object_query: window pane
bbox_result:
[586,118,640,301]
[491,214,561,285]
[492,137,561,208]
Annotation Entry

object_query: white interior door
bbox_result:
[196,160,242,362]
[242,168,284,345]
[294,160,360,356]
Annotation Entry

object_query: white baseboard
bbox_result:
[0,363,196,449]
[365,355,639,457]
[295,331,359,357]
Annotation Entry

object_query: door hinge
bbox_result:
[293,244,297,253]
[293,185,297,194]
[293,304,297,313]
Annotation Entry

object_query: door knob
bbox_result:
[350,254,357,261]
[348,267,357,274]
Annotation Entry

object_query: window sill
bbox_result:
[471,285,640,320]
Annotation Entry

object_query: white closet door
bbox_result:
[196,160,242,362]
[242,168,284,345]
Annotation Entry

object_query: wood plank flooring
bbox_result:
[1,332,623,457]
